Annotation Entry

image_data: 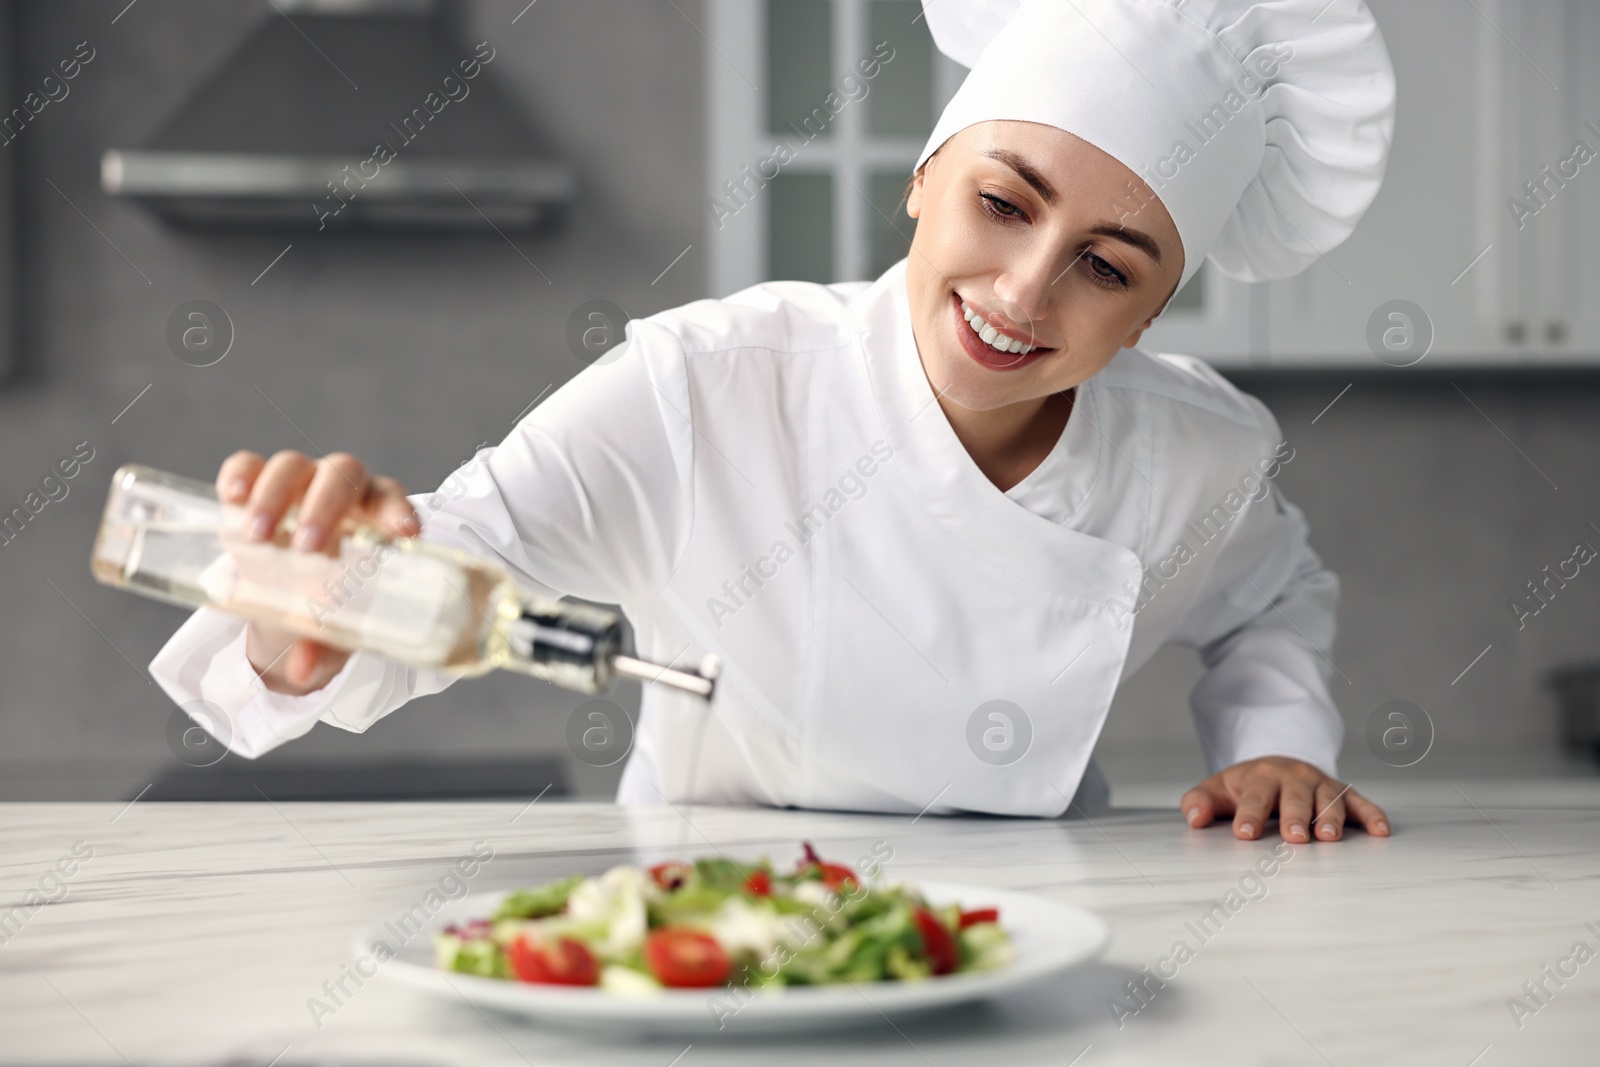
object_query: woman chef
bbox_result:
[152,0,1397,844]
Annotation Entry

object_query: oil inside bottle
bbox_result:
[95,506,511,673]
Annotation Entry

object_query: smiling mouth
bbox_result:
[950,291,1053,371]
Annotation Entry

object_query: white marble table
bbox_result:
[3,790,1598,1066]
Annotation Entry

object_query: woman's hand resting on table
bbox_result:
[216,449,420,697]
[1181,756,1390,842]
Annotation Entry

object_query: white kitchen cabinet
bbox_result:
[1563,3,1600,357]
[1147,0,1600,369]
[1258,0,1596,368]
[705,0,963,297]
[0,3,13,385]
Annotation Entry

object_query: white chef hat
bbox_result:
[915,0,1397,290]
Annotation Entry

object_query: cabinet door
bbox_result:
[1260,0,1507,367]
[1561,2,1600,356]
[0,2,12,385]
[1486,0,1582,364]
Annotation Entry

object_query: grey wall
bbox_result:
[1,0,1595,802]
[1100,371,1600,784]
[0,0,706,799]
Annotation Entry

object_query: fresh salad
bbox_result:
[434,842,1013,993]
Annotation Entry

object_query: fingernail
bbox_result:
[226,478,248,501]
[247,512,275,542]
[1185,807,1200,824]
[1320,822,1337,838]
[1375,820,1389,835]
[1238,822,1255,837]
[1288,823,1305,839]
[292,523,323,551]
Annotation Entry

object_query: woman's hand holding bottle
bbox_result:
[216,449,420,696]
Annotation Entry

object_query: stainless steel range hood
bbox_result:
[101,0,574,233]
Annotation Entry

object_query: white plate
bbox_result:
[355,881,1111,1036]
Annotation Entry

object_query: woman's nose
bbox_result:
[991,251,1061,332]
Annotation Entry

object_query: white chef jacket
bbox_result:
[149,257,1344,817]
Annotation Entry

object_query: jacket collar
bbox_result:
[844,257,1140,602]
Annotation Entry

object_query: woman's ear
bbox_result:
[905,167,926,219]
[1122,304,1167,349]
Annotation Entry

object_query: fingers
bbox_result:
[236,450,413,551]
[1231,776,1279,841]
[1313,780,1350,841]
[225,448,393,696]
[217,450,265,504]
[1184,759,1392,843]
[285,637,324,687]
[282,637,351,692]
[363,474,421,538]
[1181,780,1228,828]
[292,452,369,552]
[1343,787,1390,837]
[1276,777,1315,844]
[245,451,316,542]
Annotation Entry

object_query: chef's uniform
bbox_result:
[150,0,1397,817]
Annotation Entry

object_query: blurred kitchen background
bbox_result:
[1,0,1598,803]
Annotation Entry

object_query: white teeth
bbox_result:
[960,299,1034,356]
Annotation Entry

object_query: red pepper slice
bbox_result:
[912,907,959,976]
[958,907,1000,929]
[743,868,772,896]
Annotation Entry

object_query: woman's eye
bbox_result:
[978,190,1129,291]
[980,193,1023,220]
[1086,253,1129,289]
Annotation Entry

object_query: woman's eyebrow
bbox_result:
[984,148,1058,205]
[1087,224,1163,266]
[983,148,1164,266]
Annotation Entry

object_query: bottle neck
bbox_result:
[502,594,721,702]
[503,596,624,694]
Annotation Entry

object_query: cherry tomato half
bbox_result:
[506,935,600,986]
[644,928,733,988]
[817,863,858,891]
[649,861,693,891]
[744,869,772,896]
[912,907,959,976]
[958,907,1000,929]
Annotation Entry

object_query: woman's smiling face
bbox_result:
[903,120,1185,412]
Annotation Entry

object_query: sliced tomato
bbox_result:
[743,868,772,896]
[797,841,858,891]
[817,863,858,891]
[912,907,959,976]
[649,860,693,891]
[958,907,1000,929]
[505,935,599,986]
[644,928,732,988]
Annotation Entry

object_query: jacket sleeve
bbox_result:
[148,319,695,759]
[1166,412,1345,780]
